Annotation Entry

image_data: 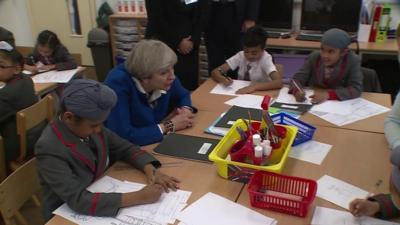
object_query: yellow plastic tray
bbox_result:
[208,119,298,182]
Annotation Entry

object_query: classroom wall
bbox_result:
[0,0,35,46]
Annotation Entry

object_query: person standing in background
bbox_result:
[205,0,260,75]
[145,0,210,91]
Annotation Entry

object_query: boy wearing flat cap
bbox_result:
[35,79,179,221]
[291,28,363,104]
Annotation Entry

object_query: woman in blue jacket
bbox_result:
[104,39,196,146]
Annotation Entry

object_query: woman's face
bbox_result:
[144,65,176,91]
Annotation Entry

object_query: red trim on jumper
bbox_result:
[89,193,101,215]
[94,133,107,180]
[328,90,339,100]
[380,195,394,218]
[130,150,146,161]
[50,122,96,173]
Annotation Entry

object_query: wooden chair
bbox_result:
[0,136,6,182]
[9,95,54,171]
[0,158,41,225]
[71,53,82,66]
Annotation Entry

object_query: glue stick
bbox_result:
[254,145,263,165]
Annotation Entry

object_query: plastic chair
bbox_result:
[0,158,41,225]
[362,67,382,93]
[9,95,54,171]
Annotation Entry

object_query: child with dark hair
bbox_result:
[24,30,77,74]
[0,41,41,173]
[0,26,15,47]
[211,26,282,94]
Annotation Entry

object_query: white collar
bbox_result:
[132,77,166,104]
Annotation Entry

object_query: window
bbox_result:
[67,0,82,35]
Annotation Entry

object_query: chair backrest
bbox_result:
[0,136,6,182]
[15,46,33,58]
[71,53,82,66]
[16,95,54,162]
[0,158,41,225]
[361,67,382,93]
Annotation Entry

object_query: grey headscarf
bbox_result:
[61,79,117,121]
[321,28,351,49]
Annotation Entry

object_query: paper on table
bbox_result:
[289,140,332,165]
[32,67,81,83]
[310,98,390,126]
[317,175,369,210]
[177,192,277,225]
[224,94,264,109]
[311,99,353,115]
[275,86,314,105]
[311,206,400,225]
[210,80,251,96]
[54,204,165,225]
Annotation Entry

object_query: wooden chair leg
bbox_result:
[31,194,41,207]
[14,211,28,225]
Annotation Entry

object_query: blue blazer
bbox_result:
[104,64,193,146]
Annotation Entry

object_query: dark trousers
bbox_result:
[174,46,199,91]
[204,2,241,74]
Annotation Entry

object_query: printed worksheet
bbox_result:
[289,140,332,165]
[317,175,369,210]
[32,67,81,83]
[224,94,264,109]
[275,86,314,105]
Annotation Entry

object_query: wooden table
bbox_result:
[237,125,391,224]
[192,79,392,133]
[267,35,398,56]
[33,67,87,97]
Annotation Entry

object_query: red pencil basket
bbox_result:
[248,171,317,217]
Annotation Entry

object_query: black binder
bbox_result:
[214,106,262,128]
[153,133,220,163]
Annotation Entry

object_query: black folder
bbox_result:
[153,133,220,162]
[214,106,262,128]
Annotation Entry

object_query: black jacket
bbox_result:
[145,0,210,50]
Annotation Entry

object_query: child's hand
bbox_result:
[24,64,39,74]
[152,170,180,192]
[236,86,255,94]
[137,184,164,204]
[293,92,306,102]
[39,64,56,71]
[221,76,233,86]
[349,198,380,217]
[310,90,329,104]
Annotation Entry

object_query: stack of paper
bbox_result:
[54,176,192,225]
[224,94,264,109]
[311,206,400,225]
[177,192,277,225]
[310,98,390,126]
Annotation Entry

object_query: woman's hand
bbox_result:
[170,108,195,130]
[178,36,193,55]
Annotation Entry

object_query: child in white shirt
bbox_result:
[211,26,282,94]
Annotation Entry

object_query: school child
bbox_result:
[35,79,180,221]
[211,26,282,94]
[24,30,77,74]
[0,41,41,173]
[290,28,363,104]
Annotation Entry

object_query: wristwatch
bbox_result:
[163,120,175,134]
